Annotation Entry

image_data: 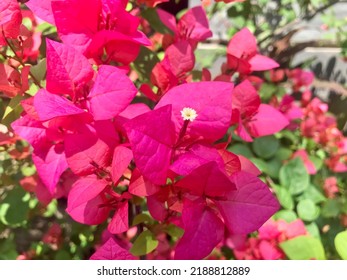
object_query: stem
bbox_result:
[224,129,234,149]
[178,120,189,142]
[174,120,190,149]
[135,204,146,260]
[1,32,42,89]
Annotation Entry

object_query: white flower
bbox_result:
[180,107,198,121]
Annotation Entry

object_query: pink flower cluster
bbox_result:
[4,0,294,259]
[270,68,347,174]
[228,219,308,260]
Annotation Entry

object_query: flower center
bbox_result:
[180,107,198,122]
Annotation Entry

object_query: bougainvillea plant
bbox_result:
[1,0,346,260]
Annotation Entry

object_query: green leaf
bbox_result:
[132,213,152,226]
[305,223,321,240]
[297,199,320,222]
[250,157,268,173]
[308,156,323,171]
[278,130,298,144]
[164,224,184,239]
[141,8,174,35]
[0,186,30,226]
[275,147,292,161]
[0,235,17,260]
[279,158,309,195]
[298,184,326,204]
[195,48,226,69]
[21,164,36,177]
[252,135,279,159]
[266,158,282,179]
[55,250,71,260]
[335,231,347,260]
[273,210,297,222]
[280,236,326,260]
[2,94,24,127]
[321,199,341,218]
[132,47,160,83]
[43,200,57,218]
[27,83,40,96]
[30,58,47,82]
[228,143,254,158]
[259,83,277,101]
[273,185,294,210]
[130,230,158,256]
[36,22,57,36]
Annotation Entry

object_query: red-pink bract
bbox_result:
[33,89,89,121]
[26,0,55,24]
[176,161,236,198]
[164,41,195,77]
[232,79,260,117]
[129,168,161,196]
[0,64,28,96]
[0,0,22,45]
[292,149,317,175]
[157,9,176,35]
[171,144,225,176]
[237,155,261,176]
[90,237,136,260]
[11,115,47,149]
[150,40,195,94]
[246,104,289,137]
[32,142,68,194]
[51,0,150,64]
[227,28,279,74]
[88,65,138,120]
[248,54,280,72]
[156,82,233,142]
[157,6,212,48]
[111,146,133,182]
[174,199,224,260]
[177,6,212,45]
[64,123,115,175]
[108,201,129,234]
[46,39,94,99]
[215,171,280,234]
[67,175,109,225]
[258,240,283,260]
[218,150,242,176]
[125,105,176,185]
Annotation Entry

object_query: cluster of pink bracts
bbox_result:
[2,0,321,260]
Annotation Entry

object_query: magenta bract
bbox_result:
[174,199,224,260]
[46,39,94,99]
[215,171,280,234]
[125,105,176,185]
[90,237,136,260]
[156,81,233,142]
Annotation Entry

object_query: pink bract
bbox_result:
[174,199,224,260]
[215,171,280,234]
[156,81,233,142]
[67,175,109,224]
[90,237,136,260]
[88,65,138,120]
[0,0,22,45]
[50,0,151,64]
[125,105,176,185]
[227,28,279,75]
[46,39,94,99]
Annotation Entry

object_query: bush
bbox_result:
[0,0,346,260]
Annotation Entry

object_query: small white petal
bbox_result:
[180,107,198,122]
